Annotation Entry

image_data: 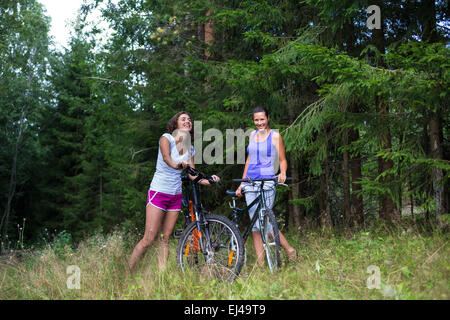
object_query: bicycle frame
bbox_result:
[230,180,272,244]
[182,174,205,225]
[181,168,216,261]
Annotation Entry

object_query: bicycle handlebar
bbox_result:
[225,177,292,198]
[232,177,293,183]
[184,166,219,185]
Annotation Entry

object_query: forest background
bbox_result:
[0,0,449,254]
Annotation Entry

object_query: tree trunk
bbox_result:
[204,8,214,59]
[349,125,364,226]
[420,0,439,42]
[371,2,400,223]
[99,168,103,215]
[342,130,352,227]
[320,157,332,229]
[340,18,363,227]
[377,119,400,222]
[419,0,447,224]
[202,7,215,95]
[0,108,25,254]
[197,22,205,42]
[288,156,302,230]
[429,114,446,219]
[285,82,303,231]
[417,0,447,224]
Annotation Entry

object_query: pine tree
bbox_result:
[0,0,51,250]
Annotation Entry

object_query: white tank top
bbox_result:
[149,133,195,195]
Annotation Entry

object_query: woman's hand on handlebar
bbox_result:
[198,174,220,186]
[186,164,221,186]
[177,161,189,170]
[209,174,221,184]
[235,184,244,197]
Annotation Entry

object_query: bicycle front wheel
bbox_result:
[176,214,245,281]
[261,208,281,272]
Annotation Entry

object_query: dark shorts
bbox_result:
[147,190,182,212]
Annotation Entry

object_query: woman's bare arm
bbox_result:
[273,131,287,183]
[160,136,183,169]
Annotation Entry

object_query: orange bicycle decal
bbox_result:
[184,242,190,257]
[228,250,234,267]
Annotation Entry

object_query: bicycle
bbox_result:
[226,177,290,273]
[175,166,245,281]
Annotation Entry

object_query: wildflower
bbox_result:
[315,260,321,274]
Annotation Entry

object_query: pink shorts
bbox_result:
[147,190,182,212]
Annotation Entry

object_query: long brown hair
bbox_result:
[166,111,194,135]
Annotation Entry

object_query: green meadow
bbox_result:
[1,222,448,300]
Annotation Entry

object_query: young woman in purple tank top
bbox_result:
[235,106,297,265]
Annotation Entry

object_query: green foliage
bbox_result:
[289,196,315,211]
[1,0,449,247]
[0,0,52,247]
[49,230,73,257]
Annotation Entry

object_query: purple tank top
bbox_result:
[246,130,277,179]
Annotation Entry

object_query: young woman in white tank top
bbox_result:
[127,111,220,274]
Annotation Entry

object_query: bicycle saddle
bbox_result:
[226,190,237,196]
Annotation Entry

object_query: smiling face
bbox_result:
[177,113,192,132]
[253,112,269,131]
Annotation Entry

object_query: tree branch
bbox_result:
[79,76,147,89]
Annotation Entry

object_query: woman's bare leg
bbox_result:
[279,231,297,261]
[157,210,180,270]
[252,231,265,267]
[127,204,165,273]
[253,230,297,267]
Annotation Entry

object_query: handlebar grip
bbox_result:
[186,166,202,177]
[226,190,237,196]
[207,176,217,184]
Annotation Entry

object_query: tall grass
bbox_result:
[0,223,448,300]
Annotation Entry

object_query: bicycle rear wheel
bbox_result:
[176,214,245,281]
[260,208,281,272]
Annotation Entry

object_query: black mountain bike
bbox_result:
[175,166,245,281]
[226,177,290,273]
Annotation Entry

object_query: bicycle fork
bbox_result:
[258,208,276,272]
[199,215,238,268]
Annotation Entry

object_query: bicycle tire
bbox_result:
[176,214,245,281]
[260,208,281,272]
